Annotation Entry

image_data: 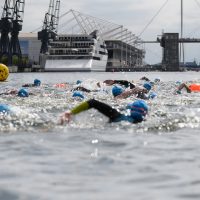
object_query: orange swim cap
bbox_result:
[188,84,200,92]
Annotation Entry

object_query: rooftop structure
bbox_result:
[56,10,141,45]
[54,9,145,70]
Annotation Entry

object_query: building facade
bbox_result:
[105,40,145,71]
[19,33,41,65]
[19,33,144,71]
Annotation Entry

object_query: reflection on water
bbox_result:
[1,72,200,200]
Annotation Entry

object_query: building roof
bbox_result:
[57,10,140,48]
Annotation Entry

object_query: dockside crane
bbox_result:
[10,0,25,64]
[0,0,25,65]
[38,0,60,54]
[0,0,13,63]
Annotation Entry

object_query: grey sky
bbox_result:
[1,0,200,64]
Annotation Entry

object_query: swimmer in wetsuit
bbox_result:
[60,99,148,124]
[112,82,155,100]
[176,82,200,93]
[103,80,136,89]
[73,79,136,93]
[22,79,41,87]
[72,79,103,93]
[0,88,30,97]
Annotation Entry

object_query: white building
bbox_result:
[19,33,41,64]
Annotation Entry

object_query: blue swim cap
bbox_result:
[143,82,152,91]
[18,88,29,97]
[34,79,41,86]
[128,100,148,121]
[112,85,124,97]
[0,104,10,113]
[148,92,157,99]
[76,80,82,85]
[72,91,84,99]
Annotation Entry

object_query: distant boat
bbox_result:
[42,30,108,72]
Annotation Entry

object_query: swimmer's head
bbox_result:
[76,80,82,85]
[143,82,152,91]
[18,88,29,97]
[112,85,124,97]
[34,79,41,86]
[148,92,157,99]
[72,91,84,99]
[127,100,148,122]
[0,104,10,113]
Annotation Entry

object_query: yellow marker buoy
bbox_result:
[0,63,9,81]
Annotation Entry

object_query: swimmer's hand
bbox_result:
[174,89,181,95]
[60,111,72,125]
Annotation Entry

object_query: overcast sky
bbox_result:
[1,0,200,64]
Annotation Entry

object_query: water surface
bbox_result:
[0,71,200,200]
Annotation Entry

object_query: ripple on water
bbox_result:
[1,79,200,133]
[1,73,200,200]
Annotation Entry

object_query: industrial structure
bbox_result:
[0,0,25,68]
[38,0,60,54]
[149,32,200,71]
[55,9,145,71]
[0,1,145,71]
[158,33,179,71]
[14,7,144,72]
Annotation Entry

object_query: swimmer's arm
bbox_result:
[22,84,35,87]
[60,99,121,124]
[71,101,90,114]
[116,87,147,99]
[87,99,121,121]
[132,87,148,94]
[177,83,191,93]
[115,90,133,99]
[0,90,18,95]
[60,101,90,124]
[72,86,91,93]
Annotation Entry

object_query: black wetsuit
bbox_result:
[87,99,122,122]
[71,99,141,123]
[72,86,91,93]
[113,80,135,89]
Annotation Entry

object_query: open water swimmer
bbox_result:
[112,82,156,100]
[0,88,30,97]
[176,82,200,93]
[60,99,148,124]
[22,79,41,87]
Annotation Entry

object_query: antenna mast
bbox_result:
[180,0,184,64]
